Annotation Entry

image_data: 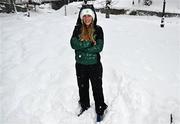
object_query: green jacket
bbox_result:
[70,25,104,65]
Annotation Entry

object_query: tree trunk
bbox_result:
[10,0,17,13]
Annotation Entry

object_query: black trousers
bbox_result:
[75,62,107,115]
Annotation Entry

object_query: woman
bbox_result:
[70,5,107,120]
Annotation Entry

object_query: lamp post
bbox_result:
[160,0,166,28]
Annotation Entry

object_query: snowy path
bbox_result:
[0,8,180,124]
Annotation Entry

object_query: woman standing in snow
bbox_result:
[70,5,107,120]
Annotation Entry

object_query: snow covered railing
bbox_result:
[97,8,180,17]
[15,0,62,4]
[16,0,42,5]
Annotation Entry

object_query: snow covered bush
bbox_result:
[143,0,152,6]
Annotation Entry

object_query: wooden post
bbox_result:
[105,0,111,18]
[160,0,166,28]
[170,114,174,124]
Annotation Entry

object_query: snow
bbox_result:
[0,1,180,124]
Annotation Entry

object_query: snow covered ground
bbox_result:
[0,2,180,124]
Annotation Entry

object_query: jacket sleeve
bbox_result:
[81,26,104,53]
[82,39,104,53]
[70,26,91,50]
[70,37,92,50]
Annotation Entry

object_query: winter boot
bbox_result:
[96,104,108,122]
[77,101,90,117]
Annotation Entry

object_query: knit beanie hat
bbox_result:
[80,8,95,20]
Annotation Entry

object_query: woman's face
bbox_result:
[83,15,93,26]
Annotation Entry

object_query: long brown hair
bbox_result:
[80,22,95,42]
